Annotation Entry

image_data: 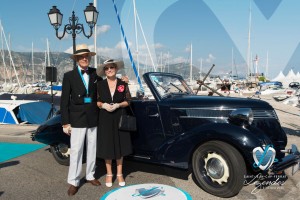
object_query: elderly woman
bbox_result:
[96,59,132,187]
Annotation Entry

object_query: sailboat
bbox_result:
[0,21,22,92]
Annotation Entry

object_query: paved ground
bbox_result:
[0,95,299,200]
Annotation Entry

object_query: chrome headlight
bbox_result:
[228,108,253,126]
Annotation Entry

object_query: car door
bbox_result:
[131,100,166,158]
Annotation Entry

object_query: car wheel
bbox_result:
[192,141,246,198]
[50,143,70,166]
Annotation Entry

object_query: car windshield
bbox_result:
[149,74,193,98]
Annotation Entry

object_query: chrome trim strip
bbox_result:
[171,107,235,111]
[180,116,227,119]
[132,155,151,160]
[171,107,278,120]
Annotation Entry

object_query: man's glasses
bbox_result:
[104,66,116,71]
[77,55,89,60]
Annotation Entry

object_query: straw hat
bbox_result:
[70,44,96,60]
[97,59,124,76]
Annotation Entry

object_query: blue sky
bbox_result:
[1,0,300,79]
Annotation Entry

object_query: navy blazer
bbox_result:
[60,67,102,128]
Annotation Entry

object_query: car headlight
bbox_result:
[228,108,253,126]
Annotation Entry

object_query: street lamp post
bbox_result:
[47,3,98,117]
[47,3,99,68]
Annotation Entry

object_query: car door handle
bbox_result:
[148,113,159,118]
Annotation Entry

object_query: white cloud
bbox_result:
[184,45,192,53]
[172,56,187,64]
[64,46,73,54]
[116,40,132,50]
[205,54,216,63]
[58,31,70,40]
[96,25,111,35]
[97,42,124,58]
[153,43,164,49]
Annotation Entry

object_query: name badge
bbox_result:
[84,97,92,103]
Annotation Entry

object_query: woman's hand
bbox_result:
[110,103,120,112]
[102,103,114,112]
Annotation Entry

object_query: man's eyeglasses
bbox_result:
[104,66,116,71]
[77,55,89,60]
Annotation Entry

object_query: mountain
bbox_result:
[0,50,216,85]
[0,50,72,84]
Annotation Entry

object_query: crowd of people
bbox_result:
[60,44,132,196]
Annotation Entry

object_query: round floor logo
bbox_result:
[101,183,192,200]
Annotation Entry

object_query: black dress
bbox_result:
[96,78,132,160]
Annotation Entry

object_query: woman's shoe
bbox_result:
[117,174,125,187]
[105,174,113,187]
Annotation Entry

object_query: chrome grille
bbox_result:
[184,109,233,119]
[252,110,278,119]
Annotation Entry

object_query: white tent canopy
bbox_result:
[282,69,298,88]
[286,69,297,80]
[272,71,285,82]
[295,72,300,82]
[272,69,300,88]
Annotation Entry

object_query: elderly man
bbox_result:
[60,44,102,196]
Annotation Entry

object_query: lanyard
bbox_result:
[78,67,89,96]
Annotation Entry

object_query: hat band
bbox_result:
[75,49,90,54]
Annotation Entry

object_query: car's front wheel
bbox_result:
[50,143,70,166]
[192,141,246,198]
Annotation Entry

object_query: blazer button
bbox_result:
[78,95,81,97]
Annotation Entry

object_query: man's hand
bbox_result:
[63,124,72,135]
[102,103,113,112]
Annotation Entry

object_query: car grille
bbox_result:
[252,110,278,120]
[183,108,233,119]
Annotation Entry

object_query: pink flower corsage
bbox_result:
[117,85,125,92]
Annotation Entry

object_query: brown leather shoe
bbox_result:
[86,179,101,186]
[67,185,78,196]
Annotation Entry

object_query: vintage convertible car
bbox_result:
[32,72,300,198]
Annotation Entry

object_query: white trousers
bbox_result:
[67,127,97,186]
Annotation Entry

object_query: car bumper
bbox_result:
[272,144,300,174]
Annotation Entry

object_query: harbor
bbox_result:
[0,94,299,200]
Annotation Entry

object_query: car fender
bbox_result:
[156,123,272,171]
[32,115,70,146]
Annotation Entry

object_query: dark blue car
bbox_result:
[32,72,300,198]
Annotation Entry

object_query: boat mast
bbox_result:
[246,0,252,79]
[1,23,21,87]
[160,52,163,72]
[47,38,50,66]
[200,58,202,80]
[43,50,46,81]
[266,51,269,79]
[167,51,169,73]
[0,21,7,84]
[231,48,234,80]
[130,0,156,72]
[190,43,193,84]
[45,38,51,82]
[133,0,140,76]
[32,42,34,83]
[254,54,258,77]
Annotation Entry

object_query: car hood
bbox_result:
[160,95,273,109]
